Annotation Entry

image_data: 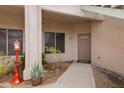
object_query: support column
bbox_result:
[23,5,42,80]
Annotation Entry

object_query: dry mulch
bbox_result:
[0,62,72,88]
[92,65,124,88]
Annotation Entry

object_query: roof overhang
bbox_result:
[81,5,124,20]
[40,5,104,21]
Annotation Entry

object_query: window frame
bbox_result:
[45,32,65,54]
[0,28,23,56]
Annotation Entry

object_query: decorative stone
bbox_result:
[93,64,124,81]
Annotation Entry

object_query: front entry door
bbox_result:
[78,33,91,63]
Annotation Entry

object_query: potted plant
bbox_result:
[49,47,62,71]
[31,63,43,86]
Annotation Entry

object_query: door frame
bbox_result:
[77,33,91,63]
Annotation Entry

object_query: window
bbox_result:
[45,32,55,53]
[0,28,23,56]
[45,32,65,53]
[8,29,23,55]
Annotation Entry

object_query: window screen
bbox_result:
[45,32,65,53]
[56,33,65,53]
[8,29,23,55]
[45,32,55,53]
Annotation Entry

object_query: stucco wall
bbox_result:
[0,13,24,29]
[91,15,124,74]
[43,18,91,63]
[0,13,24,53]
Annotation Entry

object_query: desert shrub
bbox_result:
[0,63,8,79]
[19,53,25,79]
[0,56,15,80]
[48,47,63,71]
[113,84,124,88]
[20,53,25,71]
[7,61,15,74]
[0,51,5,56]
[42,53,48,69]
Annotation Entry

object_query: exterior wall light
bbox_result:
[69,33,72,40]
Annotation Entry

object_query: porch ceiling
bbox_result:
[0,5,24,16]
[42,10,91,23]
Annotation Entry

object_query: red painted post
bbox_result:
[16,50,19,62]
[11,40,22,85]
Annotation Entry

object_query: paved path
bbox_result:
[37,62,96,88]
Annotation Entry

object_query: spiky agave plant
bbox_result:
[31,63,43,86]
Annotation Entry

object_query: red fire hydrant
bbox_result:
[11,40,22,85]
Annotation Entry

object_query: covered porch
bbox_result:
[0,5,103,80]
[42,9,91,63]
[41,5,103,64]
[23,5,103,80]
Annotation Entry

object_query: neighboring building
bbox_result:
[0,5,124,80]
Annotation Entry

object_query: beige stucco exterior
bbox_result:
[42,18,91,63]
[0,13,24,29]
[91,15,124,74]
[0,5,124,80]
[0,9,25,53]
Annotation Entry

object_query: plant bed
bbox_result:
[0,61,72,88]
[92,65,124,88]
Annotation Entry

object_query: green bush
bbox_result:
[49,47,62,63]
[113,84,124,88]
[19,53,25,79]
[48,47,62,71]
[42,53,47,66]
[0,63,8,78]
[7,61,15,74]
[20,53,25,71]
[0,51,5,56]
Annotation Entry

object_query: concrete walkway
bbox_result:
[37,62,96,88]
